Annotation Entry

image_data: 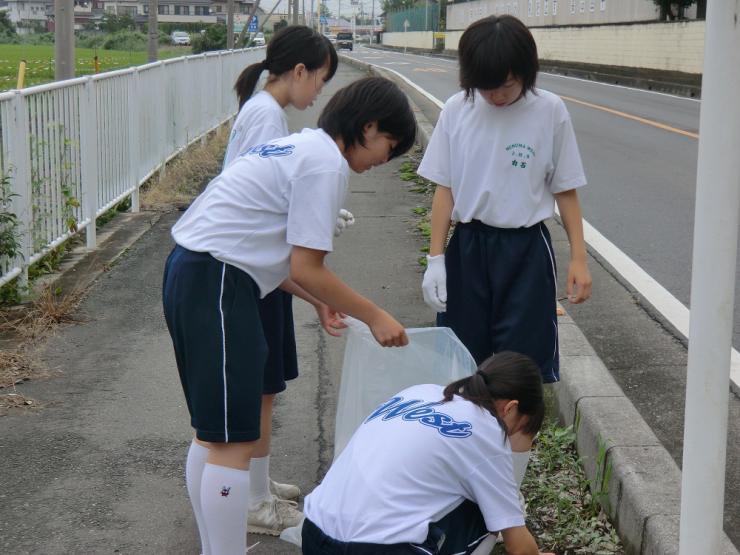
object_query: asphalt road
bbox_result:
[345,46,740,352]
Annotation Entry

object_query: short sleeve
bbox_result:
[547,103,587,194]
[463,455,526,533]
[286,171,346,252]
[417,107,452,187]
[224,123,287,167]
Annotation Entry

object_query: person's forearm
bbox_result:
[279,277,321,308]
[429,185,454,256]
[555,189,587,262]
[290,259,379,325]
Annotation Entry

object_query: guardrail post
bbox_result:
[8,91,32,289]
[128,69,140,213]
[79,76,99,249]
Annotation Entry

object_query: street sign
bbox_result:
[403,19,410,29]
[248,16,258,32]
[320,15,328,24]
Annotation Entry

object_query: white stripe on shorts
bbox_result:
[539,224,559,362]
[219,263,228,442]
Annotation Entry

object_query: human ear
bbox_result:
[502,399,519,417]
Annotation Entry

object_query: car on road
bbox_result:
[252,32,265,46]
[324,33,337,44]
[336,32,353,50]
[170,31,191,46]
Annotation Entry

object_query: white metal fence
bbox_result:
[0,47,263,288]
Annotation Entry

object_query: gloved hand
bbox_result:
[334,209,355,237]
[422,254,447,313]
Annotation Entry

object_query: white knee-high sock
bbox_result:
[249,456,270,509]
[200,463,250,555]
[186,440,211,555]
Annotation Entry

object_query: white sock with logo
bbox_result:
[200,463,250,555]
[186,440,211,555]
[249,456,270,510]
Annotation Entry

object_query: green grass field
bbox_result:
[0,44,187,91]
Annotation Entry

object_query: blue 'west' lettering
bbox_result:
[365,396,472,438]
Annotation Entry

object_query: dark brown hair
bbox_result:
[234,25,338,108]
[458,15,539,100]
[443,351,545,438]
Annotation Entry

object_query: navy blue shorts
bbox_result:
[302,500,488,554]
[258,289,298,394]
[162,245,268,443]
[438,220,559,383]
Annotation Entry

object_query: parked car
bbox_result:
[171,31,191,46]
[324,33,337,44]
[252,32,265,46]
[336,32,353,51]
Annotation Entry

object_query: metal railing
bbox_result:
[0,47,263,289]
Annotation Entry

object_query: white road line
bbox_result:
[363,56,740,393]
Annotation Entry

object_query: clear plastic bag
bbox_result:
[333,318,477,459]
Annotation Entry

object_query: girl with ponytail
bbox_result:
[302,351,553,555]
[185,26,340,540]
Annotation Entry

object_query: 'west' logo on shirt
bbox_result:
[365,396,473,438]
[246,143,296,158]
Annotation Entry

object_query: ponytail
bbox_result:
[442,351,545,438]
[235,60,267,109]
[234,25,338,109]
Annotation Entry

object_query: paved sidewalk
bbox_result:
[0,63,434,554]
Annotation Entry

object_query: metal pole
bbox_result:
[293,0,299,24]
[678,2,740,554]
[227,0,235,49]
[148,0,158,63]
[54,0,75,81]
[425,0,428,31]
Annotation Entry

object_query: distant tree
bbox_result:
[191,24,226,53]
[319,3,333,18]
[381,0,415,13]
[0,11,17,37]
[274,18,288,31]
[652,0,696,21]
[100,13,136,33]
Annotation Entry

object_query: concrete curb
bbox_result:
[338,54,738,555]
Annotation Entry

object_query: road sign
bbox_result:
[403,19,410,29]
[248,16,258,32]
[320,15,328,24]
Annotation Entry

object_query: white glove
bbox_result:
[334,209,355,237]
[422,254,447,313]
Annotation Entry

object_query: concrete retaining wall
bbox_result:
[382,31,436,50]
[443,20,704,74]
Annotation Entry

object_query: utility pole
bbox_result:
[370,0,375,43]
[292,0,299,24]
[678,1,740,553]
[227,0,235,49]
[148,0,158,62]
[54,0,75,81]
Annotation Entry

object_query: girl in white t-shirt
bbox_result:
[162,76,417,555]
[418,14,592,497]
[303,351,553,555]
[221,25,346,537]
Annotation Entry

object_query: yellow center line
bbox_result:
[560,94,699,140]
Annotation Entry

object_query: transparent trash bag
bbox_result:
[333,317,477,459]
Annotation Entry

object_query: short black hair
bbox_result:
[318,77,416,160]
[458,15,538,100]
[234,25,338,108]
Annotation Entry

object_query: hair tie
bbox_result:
[476,369,488,383]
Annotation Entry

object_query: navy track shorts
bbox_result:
[438,220,559,383]
[162,245,268,443]
[258,289,299,394]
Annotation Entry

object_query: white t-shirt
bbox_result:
[172,128,349,298]
[223,90,289,167]
[304,384,524,544]
[418,89,586,228]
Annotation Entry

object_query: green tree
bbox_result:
[0,11,17,38]
[191,24,227,53]
[319,3,333,18]
[99,13,136,33]
[652,0,696,21]
[381,0,415,13]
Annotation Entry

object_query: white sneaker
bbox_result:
[247,496,304,536]
[269,477,300,500]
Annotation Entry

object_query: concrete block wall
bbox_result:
[443,20,704,74]
[382,31,436,50]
